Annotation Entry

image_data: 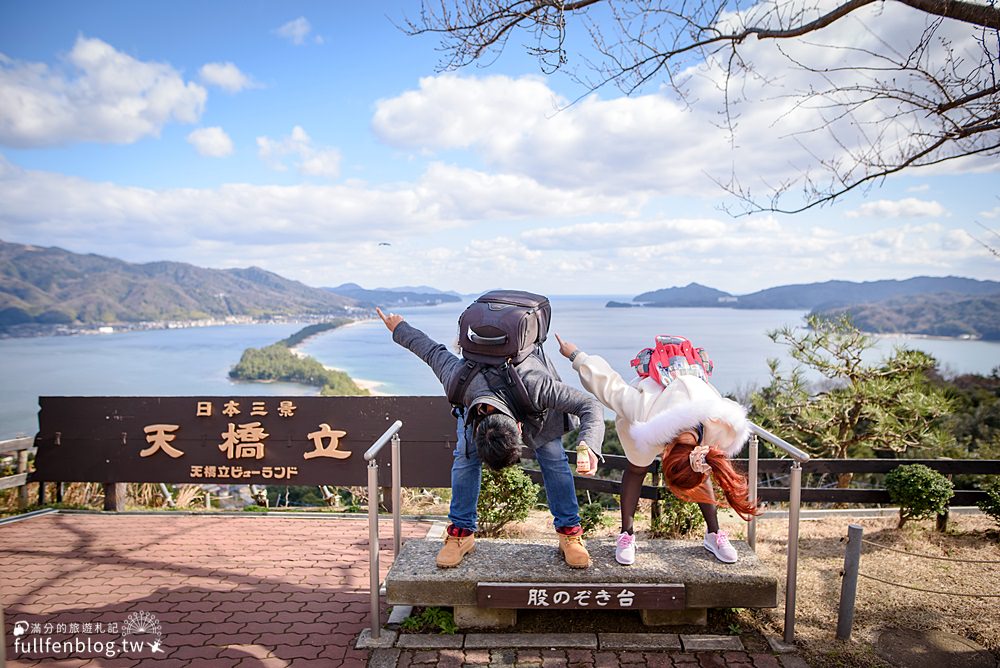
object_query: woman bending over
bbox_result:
[556,334,759,565]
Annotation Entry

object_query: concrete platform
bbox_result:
[385,537,777,628]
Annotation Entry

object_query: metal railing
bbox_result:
[363,420,403,641]
[746,422,810,644]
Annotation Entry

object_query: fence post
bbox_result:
[103,483,126,511]
[748,434,758,551]
[836,524,863,641]
[650,459,661,526]
[17,449,30,509]
[936,472,953,532]
[783,460,803,644]
[391,432,402,558]
[367,457,381,640]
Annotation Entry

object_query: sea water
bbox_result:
[299,296,1000,398]
[2,297,999,439]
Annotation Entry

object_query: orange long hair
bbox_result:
[660,431,759,521]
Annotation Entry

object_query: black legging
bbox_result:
[619,462,720,534]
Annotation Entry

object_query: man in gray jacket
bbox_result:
[377,307,605,568]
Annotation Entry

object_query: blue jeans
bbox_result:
[449,416,581,532]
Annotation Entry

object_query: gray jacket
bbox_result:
[392,321,606,456]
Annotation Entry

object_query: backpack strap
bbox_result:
[447,359,482,408]
[497,361,546,438]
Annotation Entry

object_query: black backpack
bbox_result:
[446,290,552,437]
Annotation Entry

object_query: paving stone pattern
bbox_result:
[1,513,808,667]
[373,647,809,667]
[1,513,430,667]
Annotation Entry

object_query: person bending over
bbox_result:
[556,333,758,565]
[377,308,605,569]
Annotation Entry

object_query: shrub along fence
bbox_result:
[523,450,1000,513]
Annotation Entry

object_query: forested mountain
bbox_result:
[0,240,355,327]
[632,276,1000,310]
[735,277,1000,310]
[325,282,461,307]
[815,293,1000,340]
[633,282,734,306]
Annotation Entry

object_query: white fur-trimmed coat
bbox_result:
[572,352,750,467]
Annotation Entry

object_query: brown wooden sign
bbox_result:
[477,583,685,610]
[31,396,457,486]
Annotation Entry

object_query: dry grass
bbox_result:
[752,512,1000,667]
[502,505,1000,667]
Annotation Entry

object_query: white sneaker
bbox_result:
[704,530,738,563]
[615,531,636,565]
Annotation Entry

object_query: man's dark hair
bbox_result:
[474,412,522,471]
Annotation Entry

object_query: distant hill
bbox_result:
[0,240,355,328]
[815,293,1000,340]
[735,277,1000,310]
[631,277,1000,310]
[379,285,462,297]
[634,282,735,306]
[325,282,461,307]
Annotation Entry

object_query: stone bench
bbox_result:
[385,537,777,628]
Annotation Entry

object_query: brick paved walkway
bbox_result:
[2,512,431,667]
[2,512,811,667]
[376,647,807,667]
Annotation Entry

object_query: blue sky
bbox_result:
[1,0,997,296]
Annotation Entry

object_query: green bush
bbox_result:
[400,606,458,634]
[579,502,610,536]
[978,480,1000,528]
[476,467,540,537]
[885,464,954,528]
[649,494,703,538]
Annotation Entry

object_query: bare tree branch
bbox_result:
[402,0,1000,213]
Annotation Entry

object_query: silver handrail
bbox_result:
[364,420,403,641]
[746,421,810,645]
[749,422,810,462]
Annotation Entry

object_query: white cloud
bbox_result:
[981,207,1000,219]
[0,156,630,254]
[372,2,997,205]
[0,153,993,292]
[845,199,947,219]
[907,184,930,193]
[602,220,984,292]
[199,62,255,93]
[523,219,728,250]
[257,126,341,179]
[418,163,637,221]
[275,17,313,46]
[374,75,721,196]
[0,36,205,148]
[187,127,233,157]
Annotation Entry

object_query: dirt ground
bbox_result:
[498,506,1000,668]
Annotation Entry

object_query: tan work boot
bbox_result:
[436,533,475,568]
[558,532,591,568]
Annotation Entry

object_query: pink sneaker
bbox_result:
[704,530,738,563]
[615,531,636,565]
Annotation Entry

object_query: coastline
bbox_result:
[286,331,388,397]
[289,348,387,396]
[873,331,985,342]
